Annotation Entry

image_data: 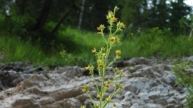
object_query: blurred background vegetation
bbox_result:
[1,0,193,106]
[0,0,193,67]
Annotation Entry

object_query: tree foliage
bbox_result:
[119,0,192,35]
[0,0,192,52]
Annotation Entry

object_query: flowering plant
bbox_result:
[81,6,125,108]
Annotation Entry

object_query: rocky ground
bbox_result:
[0,57,192,108]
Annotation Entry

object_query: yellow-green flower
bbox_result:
[97,59,103,64]
[114,67,118,71]
[102,53,106,59]
[97,94,100,98]
[113,103,117,107]
[94,104,99,108]
[82,84,89,92]
[97,24,105,31]
[101,47,105,51]
[117,21,126,29]
[114,6,119,12]
[81,87,86,92]
[106,14,111,20]
[108,11,114,18]
[115,82,119,87]
[105,83,110,88]
[85,65,90,70]
[116,37,120,43]
[106,96,112,102]
[120,70,124,76]
[109,36,116,42]
[120,84,124,89]
[107,79,112,84]
[120,22,126,28]
[112,17,118,22]
[92,47,96,53]
[80,106,85,108]
[98,63,103,68]
[116,50,121,56]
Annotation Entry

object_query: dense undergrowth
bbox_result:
[0,27,193,67]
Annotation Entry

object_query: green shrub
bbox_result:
[173,61,193,107]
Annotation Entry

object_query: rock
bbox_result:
[182,56,193,62]
[23,67,44,74]
[145,103,163,108]
[123,91,137,101]
[149,90,163,99]
[129,65,146,73]
[0,62,45,90]
[12,98,40,108]
[165,104,175,108]
[124,85,138,93]
[0,57,190,108]
[124,57,150,66]
[113,57,150,67]
[154,98,167,105]
[130,102,146,108]
[167,97,178,104]
[161,71,176,86]
[138,92,149,100]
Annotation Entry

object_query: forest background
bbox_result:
[0,0,193,67]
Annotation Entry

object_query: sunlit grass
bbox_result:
[0,36,44,63]
[0,27,193,67]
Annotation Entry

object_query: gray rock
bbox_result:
[161,70,176,86]
[0,57,190,108]
[182,56,193,62]
[149,90,162,99]
[146,103,163,108]
[167,97,178,104]
[123,91,137,101]
[130,103,146,108]
[154,98,167,105]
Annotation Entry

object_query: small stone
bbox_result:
[154,98,167,105]
[123,91,137,101]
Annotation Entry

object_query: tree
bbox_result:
[147,0,170,28]
[80,0,118,30]
[169,0,191,35]
[118,0,192,35]
[78,0,86,29]
[118,0,143,27]
[34,0,53,31]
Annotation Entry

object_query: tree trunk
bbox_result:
[51,5,78,34]
[78,0,85,30]
[15,0,27,15]
[34,0,53,31]
[189,28,193,38]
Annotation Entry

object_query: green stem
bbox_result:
[91,73,100,97]
[99,21,114,108]
[102,88,121,108]
[86,91,95,107]
[107,58,117,67]
[101,32,107,44]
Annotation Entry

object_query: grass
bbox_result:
[120,28,193,59]
[0,34,74,67]
[0,27,193,67]
[0,36,44,63]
